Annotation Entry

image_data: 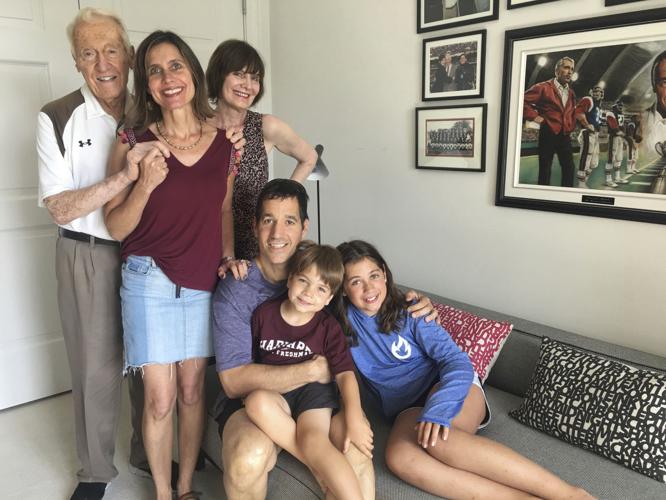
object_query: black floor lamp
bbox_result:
[307,144,329,244]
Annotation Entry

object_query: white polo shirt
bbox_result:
[37,84,125,240]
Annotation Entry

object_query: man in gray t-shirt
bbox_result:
[213,179,374,499]
[213,179,435,499]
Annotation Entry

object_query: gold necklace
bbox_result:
[156,119,203,151]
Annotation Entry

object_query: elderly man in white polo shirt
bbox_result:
[36,8,169,500]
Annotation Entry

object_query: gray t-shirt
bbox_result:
[212,260,285,373]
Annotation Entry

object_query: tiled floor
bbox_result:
[0,385,225,500]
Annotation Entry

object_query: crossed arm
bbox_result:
[219,355,331,399]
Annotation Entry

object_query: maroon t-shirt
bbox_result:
[251,295,354,376]
[121,128,233,291]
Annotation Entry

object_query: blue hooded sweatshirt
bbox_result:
[348,303,473,428]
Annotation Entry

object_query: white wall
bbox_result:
[269,0,666,357]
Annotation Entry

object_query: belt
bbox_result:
[58,227,119,247]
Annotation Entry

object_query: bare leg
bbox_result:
[221,408,278,500]
[175,358,206,496]
[143,364,177,500]
[297,409,363,500]
[329,410,375,500]
[387,386,594,499]
[244,389,308,463]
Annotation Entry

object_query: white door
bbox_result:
[0,0,245,410]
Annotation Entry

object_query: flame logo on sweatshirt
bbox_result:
[391,335,411,360]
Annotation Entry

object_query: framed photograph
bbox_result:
[496,8,666,224]
[416,104,487,171]
[423,30,486,101]
[418,0,499,34]
[605,0,647,5]
[508,0,560,9]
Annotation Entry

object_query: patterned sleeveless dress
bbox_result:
[233,110,268,260]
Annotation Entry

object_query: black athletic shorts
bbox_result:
[283,382,339,420]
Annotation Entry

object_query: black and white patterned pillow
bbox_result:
[510,337,666,483]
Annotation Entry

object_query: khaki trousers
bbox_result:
[55,236,123,483]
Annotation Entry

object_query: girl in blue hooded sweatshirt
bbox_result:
[334,240,593,500]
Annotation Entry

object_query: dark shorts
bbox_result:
[215,395,243,438]
[215,382,340,437]
[283,382,339,420]
[401,373,492,429]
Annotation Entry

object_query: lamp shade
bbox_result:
[307,144,329,181]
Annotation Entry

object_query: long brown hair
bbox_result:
[333,240,407,345]
[125,30,212,132]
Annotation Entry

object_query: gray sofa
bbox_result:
[202,292,666,499]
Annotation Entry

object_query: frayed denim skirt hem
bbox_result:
[120,255,213,372]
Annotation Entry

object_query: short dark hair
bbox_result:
[206,39,265,105]
[125,31,212,132]
[255,179,309,226]
[287,243,344,294]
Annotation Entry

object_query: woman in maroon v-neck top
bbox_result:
[104,31,238,500]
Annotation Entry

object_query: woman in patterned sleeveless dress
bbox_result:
[206,40,317,262]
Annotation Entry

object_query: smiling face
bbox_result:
[73,19,131,114]
[255,197,309,271]
[220,68,260,110]
[287,265,334,315]
[146,42,195,112]
[343,257,387,317]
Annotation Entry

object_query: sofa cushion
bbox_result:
[483,387,666,500]
[510,338,666,483]
[433,302,513,383]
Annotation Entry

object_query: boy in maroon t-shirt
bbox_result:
[245,243,372,499]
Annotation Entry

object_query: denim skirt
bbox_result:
[120,255,213,371]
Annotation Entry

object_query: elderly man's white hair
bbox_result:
[66,7,132,57]
[554,56,575,73]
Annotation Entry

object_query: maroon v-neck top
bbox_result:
[121,128,233,291]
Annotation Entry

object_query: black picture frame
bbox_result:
[422,30,486,101]
[416,104,487,172]
[605,0,647,5]
[508,0,560,9]
[496,8,666,225]
[417,0,498,34]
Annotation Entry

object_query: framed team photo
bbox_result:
[416,104,487,171]
[496,8,666,224]
[417,0,499,34]
[423,30,486,101]
[508,0,560,9]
